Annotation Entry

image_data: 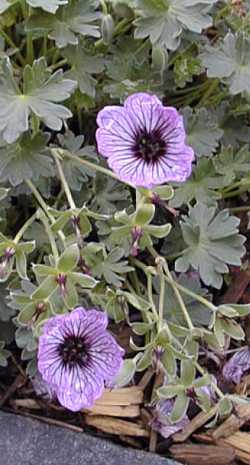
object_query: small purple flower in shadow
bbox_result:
[38,307,124,412]
[96,92,194,188]
[151,399,189,439]
[223,347,250,384]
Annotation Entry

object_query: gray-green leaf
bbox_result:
[201,33,250,95]
[175,203,246,289]
[0,58,76,143]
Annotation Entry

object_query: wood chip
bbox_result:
[94,387,143,406]
[173,405,218,442]
[85,415,149,437]
[85,404,140,418]
[138,368,154,389]
[235,374,250,395]
[140,408,152,428]
[11,399,41,410]
[149,429,157,453]
[194,425,250,464]
[218,432,250,464]
[119,435,142,448]
[170,443,236,465]
[212,404,250,440]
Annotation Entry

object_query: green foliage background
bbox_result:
[0,0,250,420]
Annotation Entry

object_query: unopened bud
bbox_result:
[101,14,114,45]
[152,46,168,73]
[56,273,67,295]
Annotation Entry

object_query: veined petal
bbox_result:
[96,92,195,188]
[38,307,124,412]
[96,106,139,141]
[124,93,162,133]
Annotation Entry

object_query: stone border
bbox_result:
[0,410,180,465]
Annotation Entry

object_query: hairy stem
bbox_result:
[25,179,66,246]
[163,262,194,331]
[53,150,76,210]
[52,148,130,185]
[197,78,220,107]
[0,29,25,66]
[14,211,38,244]
[38,210,59,261]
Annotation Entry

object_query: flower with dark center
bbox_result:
[96,92,194,188]
[38,307,124,411]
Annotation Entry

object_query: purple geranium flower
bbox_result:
[96,92,194,188]
[150,399,189,439]
[38,307,124,411]
[223,347,250,384]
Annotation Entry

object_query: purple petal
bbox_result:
[96,106,139,141]
[223,348,250,384]
[124,92,162,133]
[151,399,189,439]
[96,92,194,188]
[38,307,124,412]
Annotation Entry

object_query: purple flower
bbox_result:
[38,307,124,411]
[96,92,194,188]
[151,399,189,439]
[223,348,250,384]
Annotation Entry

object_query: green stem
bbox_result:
[171,81,209,96]
[222,184,250,199]
[38,210,59,261]
[53,151,76,210]
[49,58,67,71]
[42,33,48,58]
[229,205,250,213]
[100,0,108,14]
[0,29,25,66]
[165,248,190,261]
[54,148,134,187]
[95,18,131,49]
[170,334,225,399]
[129,270,142,297]
[165,277,217,313]
[158,271,165,324]
[132,254,217,314]
[14,211,38,244]
[52,49,61,66]
[26,7,34,64]
[221,180,243,194]
[163,262,194,331]
[25,179,53,221]
[147,273,158,321]
[197,78,220,108]
[25,179,66,247]
[215,5,230,20]
[194,361,224,399]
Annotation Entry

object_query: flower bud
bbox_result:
[152,46,168,73]
[101,14,114,45]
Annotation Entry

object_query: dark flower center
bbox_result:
[58,336,88,367]
[134,131,166,163]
